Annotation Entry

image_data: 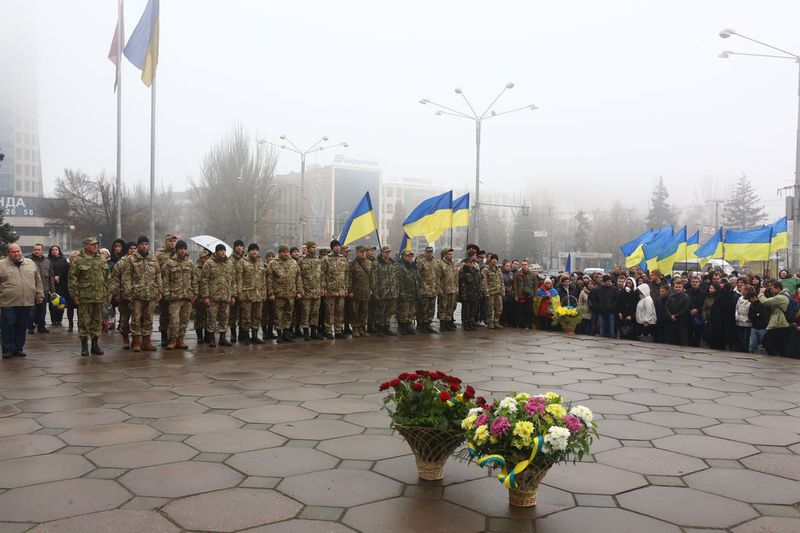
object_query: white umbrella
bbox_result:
[189,235,233,256]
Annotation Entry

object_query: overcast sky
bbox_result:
[5,0,797,217]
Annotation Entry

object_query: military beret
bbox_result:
[233,239,245,247]
[83,236,98,245]
[381,245,391,252]
[304,241,316,248]
[137,236,149,245]
[175,240,188,250]
[278,245,289,253]
[330,239,341,248]
[164,233,177,240]
[247,243,259,252]
[215,244,226,252]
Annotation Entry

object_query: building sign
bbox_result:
[333,154,379,167]
[0,196,48,217]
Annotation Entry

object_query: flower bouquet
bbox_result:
[380,370,475,480]
[552,306,584,333]
[461,392,597,507]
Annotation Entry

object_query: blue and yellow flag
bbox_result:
[621,229,654,268]
[124,0,159,87]
[767,217,788,252]
[339,192,378,246]
[452,193,470,228]
[724,227,771,263]
[695,227,724,267]
[687,230,700,258]
[657,226,687,274]
[642,227,673,272]
[403,191,453,242]
[399,232,412,253]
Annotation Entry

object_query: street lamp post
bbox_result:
[420,84,537,244]
[262,136,348,245]
[718,28,800,268]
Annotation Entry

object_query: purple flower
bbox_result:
[564,415,583,434]
[490,416,510,437]
[475,413,489,427]
[524,398,546,415]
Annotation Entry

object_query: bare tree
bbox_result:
[590,201,645,264]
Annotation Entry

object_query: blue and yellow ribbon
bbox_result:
[446,393,463,408]
[471,435,544,489]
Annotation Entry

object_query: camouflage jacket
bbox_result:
[435,258,459,295]
[321,253,350,296]
[162,255,198,301]
[396,261,420,301]
[268,257,301,298]
[238,255,266,301]
[195,260,207,304]
[122,251,162,301]
[155,246,175,268]
[374,255,397,299]
[416,256,438,297]
[482,264,504,296]
[348,258,375,301]
[513,270,536,300]
[68,250,110,304]
[201,255,235,301]
[459,266,482,302]
[109,254,130,298]
[298,254,322,299]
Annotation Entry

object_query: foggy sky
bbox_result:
[5,0,797,217]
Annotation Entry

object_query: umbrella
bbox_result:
[189,235,233,256]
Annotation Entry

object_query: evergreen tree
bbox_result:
[646,176,676,229]
[574,210,590,251]
[721,174,767,229]
[0,208,16,257]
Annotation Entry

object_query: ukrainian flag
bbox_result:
[695,227,724,267]
[452,193,470,228]
[124,0,159,87]
[657,226,688,274]
[399,233,412,253]
[767,217,788,252]
[643,227,674,272]
[621,229,654,268]
[403,191,453,242]
[724,227,772,263]
[687,230,700,258]
[339,192,378,246]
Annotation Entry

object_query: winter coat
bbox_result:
[482,265,504,296]
[321,254,350,296]
[297,255,321,299]
[589,284,618,314]
[162,255,198,301]
[534,287,561,318]
[666,291,691,323]
[617,280,639,320]
[28,254,54,294]
[577,287,592,319]
[655,295,669,323]
[201,254,234,301]
[374,255,398,299]
[435,259,459,296]
[735,296,752,327]
[710,286,738,342]
[397,260,420,301]
[238,255,266,302]
[748,300,769,330]
[348,257,375,301]
[69,250,110,304]
[48,252,69,296]
[513,271,536,302]
[458,265,481,302]
[0,257,43,307]
[636,284,656,326]
[268,257,302,299]
[416,257,438,297]
[758,291,790,329]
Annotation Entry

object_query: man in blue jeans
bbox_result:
[0,244,44,358]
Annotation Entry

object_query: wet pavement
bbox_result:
[0,326,799,532]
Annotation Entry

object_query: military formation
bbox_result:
[70,233,501,356]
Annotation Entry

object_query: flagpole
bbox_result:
[149,74,156,241]
[374,228,382,251]
[115,0,123,239]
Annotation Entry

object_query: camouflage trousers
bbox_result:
[396,299,417,324]
[130,300,157,336]
[118,300,131,335]
[351,299,369,330]
[301,298,320,328]
[368,297,377,326]
[293,299,302,328]
[485,294,503,327]
[417,296,436,323]
[194,302,207,331]
[273,298,294,330]
[77,302,103,338]
[207,300,230,333]
[239,300,262,331]
[168,299,192,338]
[158,298,169,333]
[437,293,457,321]
[324,296,345,333]
[261,299,274,328]
[461,299,478,327]
[374,298,396,327]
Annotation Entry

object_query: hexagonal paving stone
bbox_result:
[747,414,800,434]
[654,384,726,400]
[654,434,758,459]
[246,519,355,533]
[614,392,689,407]
[60,423,159,446]
[86,440,197,468]
[443,476,574,518]
[580,399,648,415]
[18,396,105,414]
[264,386,339,402]
[630,410,717,429]
[0,434,64,460]
[343,410,392,428]
[595,447,706,476]
[685,468,800,504]
[374,455,489,485]
[343,497,485,533]
[535,507,680,533]
[741,452,800,481]
[279,469,402,507]
[36,407,128,428]
[197,395,266,409]
[716,395,795,411]
[152,414,243,435]
[231,405,316,424]
[227,446,338,477]
[27,510,178,533]
[184,429,286,453]
[543,462,647,495]
[163,488,301,531]
[123,400,207,418]
[676,402,758,419]
[293,374,357,385]
[0,454,94,488]
[596,420,673,440]
[102,390,177,404]
[0,417,40,437]
[301,398,379,415]
[704,423,800,446]
[171,384,243,397]
[2,384,81,400]
[618,486,758,528]
[564,382,631,396]
[0,479,132,522]
[119,461,243,497]
[732,517,800,533]
[317,434,410,460]
[270,419,363,440]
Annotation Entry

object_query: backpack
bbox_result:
[784,297,800,324]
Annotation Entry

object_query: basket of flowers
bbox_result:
[380,370,475,480]
[552,306,584,333]
[460,392,597,507]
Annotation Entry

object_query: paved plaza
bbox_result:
[0,328,798,532]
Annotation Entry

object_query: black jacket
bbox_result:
[748,300,769,330]
[617,289,639,319]
[589,285,619,314]
[666,291,691,323]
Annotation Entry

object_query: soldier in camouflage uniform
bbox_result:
[238,243,266,345]
[348,245,375,338]
[459,256,481,331]
[155,233,177,346]
[69,236,110,356]
[341,245,353,335]
[482,253,504,329]
[317,248,329,332]
[267,245,302,343]
[202,244,235,347]
[261,250,276,340]
[290,246,302,337]
[194,250,210,344]
[122,236,162,352]
[415,245,439,334]
[321,240,350,339]
[229,240,246,342]
[374,245,397,336]
[109,241,136,349]
[396,250,421,334]
[366,246,378,333]
[161,240,198,350]
[298,241,323,341]
[436,248,459,332]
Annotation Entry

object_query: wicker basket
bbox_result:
[560,323,577,334]
[394,425,465,481]
[506,464,551,507]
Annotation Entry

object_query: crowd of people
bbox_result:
[0,232,798,360]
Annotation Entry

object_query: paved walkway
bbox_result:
[0,328,798,532]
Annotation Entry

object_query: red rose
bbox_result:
[407,373,419,380]
[464,385,475,399]
[411,382,423,392]
[379,382,390,391]
[429,371,442,380]
[398,373,409,380]
[416,369,429,376]
[439,391,451,401]
[389,379,401,387]
[449,382,460,392]
[476,396,487,408]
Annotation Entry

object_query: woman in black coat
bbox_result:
[48,245,70,327]
[709,281,738,350]
[617,277,639,339]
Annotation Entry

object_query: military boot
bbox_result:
[276,329,284,343]
[303,328,311,341]
[266,322,276,339]
[428,322,440,334]
[282,329,294,343]
[176,336,189,349]
[238,328,249,343]
[132,335,142,352]
[250,329,265,345]
[196,328,205,344]
[80,337,89,357]
[325,329,335,340]
[90,337,104,355]
[218,333,232,347]
[361,327,370,337]
[229,326,237,343]
[334,330,348,339]
[142,335,158,351]
[311,327,324,340]
[207,330,217,347]
[166,337,177,350]
[384,325,397,336]
[121,332,130,349]
[160,330,169,347]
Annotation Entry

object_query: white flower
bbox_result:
[569,405,594,424]
[498,397,518,413]
[544,426,570,452]
[468,407,483,416]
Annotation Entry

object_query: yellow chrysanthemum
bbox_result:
[546,404,567,418]
[461,414,477,430]
[545,392,560,401]
[474,425,489,445]
[515,393,530,402]
[513,420,534,439]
